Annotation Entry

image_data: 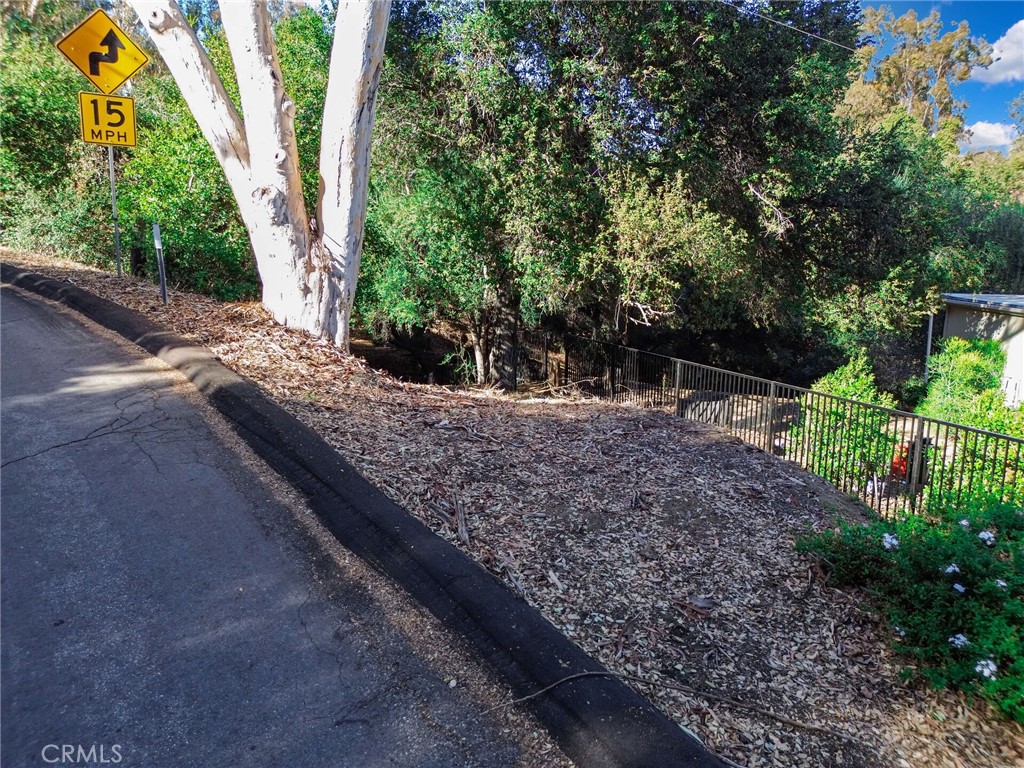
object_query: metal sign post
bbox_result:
[925,313,935,384]
[57,9,148,279]
[108,146,122,277]
[152,222,167,305]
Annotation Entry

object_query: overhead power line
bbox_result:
[715,0,859,54]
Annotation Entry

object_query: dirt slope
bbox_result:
[5,250,1022,768]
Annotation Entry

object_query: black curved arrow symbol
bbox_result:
[88,29,125,75]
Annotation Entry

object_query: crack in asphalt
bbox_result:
[297,595,380,728]
[1,388,190,470]
[296,594,489,766]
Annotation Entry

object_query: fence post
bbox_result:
[767,381,778,453]
[608,345,617,401]
[673,359,682,417]
[906,416,923,514]
[543,334,550,385]
[512,316,519,391]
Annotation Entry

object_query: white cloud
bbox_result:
[973,19,1024,84]
[961,121,1018,151]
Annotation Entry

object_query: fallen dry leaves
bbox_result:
[6,249,1023,768]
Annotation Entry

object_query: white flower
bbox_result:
[978,531,996,547]
[959,519,971,528]
[882,533,900,551]
[948,633,970,648]
[953,583,967,593]
[995,579,1008,589]
[975,659,997,680]
[944,564,960,574]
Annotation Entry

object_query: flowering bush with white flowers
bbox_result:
[797,493,1023,722]
[976,659,998,680]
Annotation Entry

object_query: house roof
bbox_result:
[942,294,1024,317]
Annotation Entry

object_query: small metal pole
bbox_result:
[107,145,122,277]
[606,344,614,399]
[512,315,519,391]
[152,223,167,305]
[906,418,922,514]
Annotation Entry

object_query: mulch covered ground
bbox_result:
[5,249,1022,768]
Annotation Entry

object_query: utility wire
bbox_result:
[715,0,860,54]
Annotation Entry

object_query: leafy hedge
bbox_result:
[919,338,1023,439]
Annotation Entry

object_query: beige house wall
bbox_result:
[943,306,1024,380]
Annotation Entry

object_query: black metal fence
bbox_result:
[531,335,1024,516]
[513,330,556,390]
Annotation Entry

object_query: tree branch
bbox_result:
[219,0,307,235]
[482,669,871,749]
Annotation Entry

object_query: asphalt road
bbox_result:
[0,285,530,768]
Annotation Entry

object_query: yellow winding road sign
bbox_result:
[57,9,149,95]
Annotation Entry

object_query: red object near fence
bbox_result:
[891,443,909,481]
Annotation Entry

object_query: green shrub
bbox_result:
[913,339,1024,508]
[1,170,114,265]
[790,353,899,489]
[919,337,1023,439]
[798,494,1024,721]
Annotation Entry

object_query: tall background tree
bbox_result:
[361,0,865,384]
[2,1,1021,395]
[843,6,992,138]
[363,2,606,387]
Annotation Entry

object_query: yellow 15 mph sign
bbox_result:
[78,93,136,147]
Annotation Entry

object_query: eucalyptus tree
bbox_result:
[819,7,1017,371]
[842,7,992,137]
[130,0,390,347]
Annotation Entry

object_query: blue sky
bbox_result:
[868,1,1023,150]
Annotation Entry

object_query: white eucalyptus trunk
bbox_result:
[317,0,391,346]
[131,0,391,349]
[218,0,321,331]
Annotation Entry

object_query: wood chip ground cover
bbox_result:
[7,251,1023,768]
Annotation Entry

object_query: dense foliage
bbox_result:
[919,338,1024,439]
[1,1,1022,383]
